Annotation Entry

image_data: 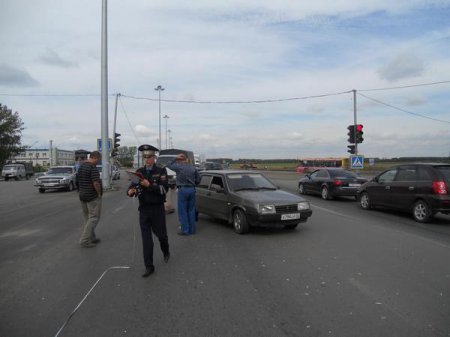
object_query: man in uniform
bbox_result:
[127,144,170,277]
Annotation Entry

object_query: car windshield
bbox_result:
[48,167,73,174]
[157,156,176,166]
[227,173,276,191]
[329,170,358,178]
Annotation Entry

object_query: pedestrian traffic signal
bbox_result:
[347,125,355,143]
[355,124,364,143]
[347,145,356,154]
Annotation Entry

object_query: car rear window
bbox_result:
[329,170,357,178]
[435,165,450,184]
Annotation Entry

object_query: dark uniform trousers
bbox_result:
[139,204,169,268]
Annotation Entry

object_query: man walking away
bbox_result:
[77,151,102,248]
[167,153,200,235]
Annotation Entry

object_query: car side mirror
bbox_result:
[215,187,225,193]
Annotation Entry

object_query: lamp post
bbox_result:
[168,129,172,149]
[163,115,169,149]
[154,85,165,150]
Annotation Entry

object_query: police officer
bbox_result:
[127,144,170,277]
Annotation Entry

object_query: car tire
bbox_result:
[413,200,433,223]
[298,183,305,194]
[321,186,332,200]
[67,182,74,191]
[284,224,298,230]
[39,188,45,193]
[360,192,371,209]
[233,209,249,234]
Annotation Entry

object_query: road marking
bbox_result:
[54,266,131,337]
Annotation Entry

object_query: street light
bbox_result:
[163,115,169,149]
[168,129,172,149]
[154,85,165,150]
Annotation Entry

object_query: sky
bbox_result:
[1,0,450,160]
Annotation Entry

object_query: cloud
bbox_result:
[37,49,79,68]
[0,64,39,87]
[377,53,425,82]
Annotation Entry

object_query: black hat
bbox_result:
[138,144,159,157]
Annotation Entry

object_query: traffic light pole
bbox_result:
[353,89,358,155]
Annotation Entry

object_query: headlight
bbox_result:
[60,178,68,183]
[35,178,40,184]
[259,204,276,214]
[297,201,310,210]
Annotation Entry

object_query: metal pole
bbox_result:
[154,85,164,150]
[101,0,110,188]
[163,114,169,149]
[353,89,358,155]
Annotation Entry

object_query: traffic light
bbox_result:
[347,145,356,154]
[112,132,121,157]
[347,125,355,143]
[355,124,364,143]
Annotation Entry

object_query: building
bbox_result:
[14,148,75,167]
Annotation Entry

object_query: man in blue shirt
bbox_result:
[167,154,200,235]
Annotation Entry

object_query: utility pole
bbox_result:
[101,0,110,188]
[353,89,358,156]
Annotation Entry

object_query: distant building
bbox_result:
[13,148,75,167]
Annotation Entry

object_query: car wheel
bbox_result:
[233,209,249,234]
[298,183,305,194]
[413,200,432,223]
[39,188,45,193]
[321,186,332,200]
[360,192,371,209]
[284,224,298,230]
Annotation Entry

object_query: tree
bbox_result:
[0,103,25,167]
[116,146,136,167]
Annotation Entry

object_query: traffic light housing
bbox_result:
[112,132,121,157]
[355,124,364,143]
[347,145,356,154]
[347,125,355,143]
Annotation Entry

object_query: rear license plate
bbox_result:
[348,183,361,187]
[281,213,300,220]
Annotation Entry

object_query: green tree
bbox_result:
[116,146,136,167]
[0,104,25,167]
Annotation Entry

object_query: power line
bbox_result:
[118,96,142,144]
[120,90,352,104]
[357,92,450,124]
[358,80,450,92]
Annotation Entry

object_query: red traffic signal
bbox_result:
[355,124,364,143]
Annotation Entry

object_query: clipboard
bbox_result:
[126,170,145,184]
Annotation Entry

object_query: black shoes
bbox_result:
[80,242,96,248]
[92,238,101,244]
[142,266,155,278]
[164,252,170,263]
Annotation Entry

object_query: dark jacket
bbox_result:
[128,165,169,208]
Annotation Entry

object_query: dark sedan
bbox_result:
[357,163,450,223]
[298,168,368,200]
[196,170,312,234]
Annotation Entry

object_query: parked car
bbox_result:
[34,166,77,193]
[298,168,368,200]
[357,163,450,223]
[1,162,33,180]
[196,170,312,234]
[198,161,223,171]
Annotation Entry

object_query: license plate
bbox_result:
[348,183,361,187]
[281,213,300,220]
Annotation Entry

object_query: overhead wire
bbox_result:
[357,92,450,124]
[118,95,142,143]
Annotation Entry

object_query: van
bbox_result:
[157,149,195,188]
[1,163,33,181]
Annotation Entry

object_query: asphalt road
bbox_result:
[0,171,449,337]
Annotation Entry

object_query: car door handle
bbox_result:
[408,186,415,191]
[385,186,391,190]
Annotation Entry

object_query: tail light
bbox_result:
[333,180,343,186]
[433,181,447,195]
